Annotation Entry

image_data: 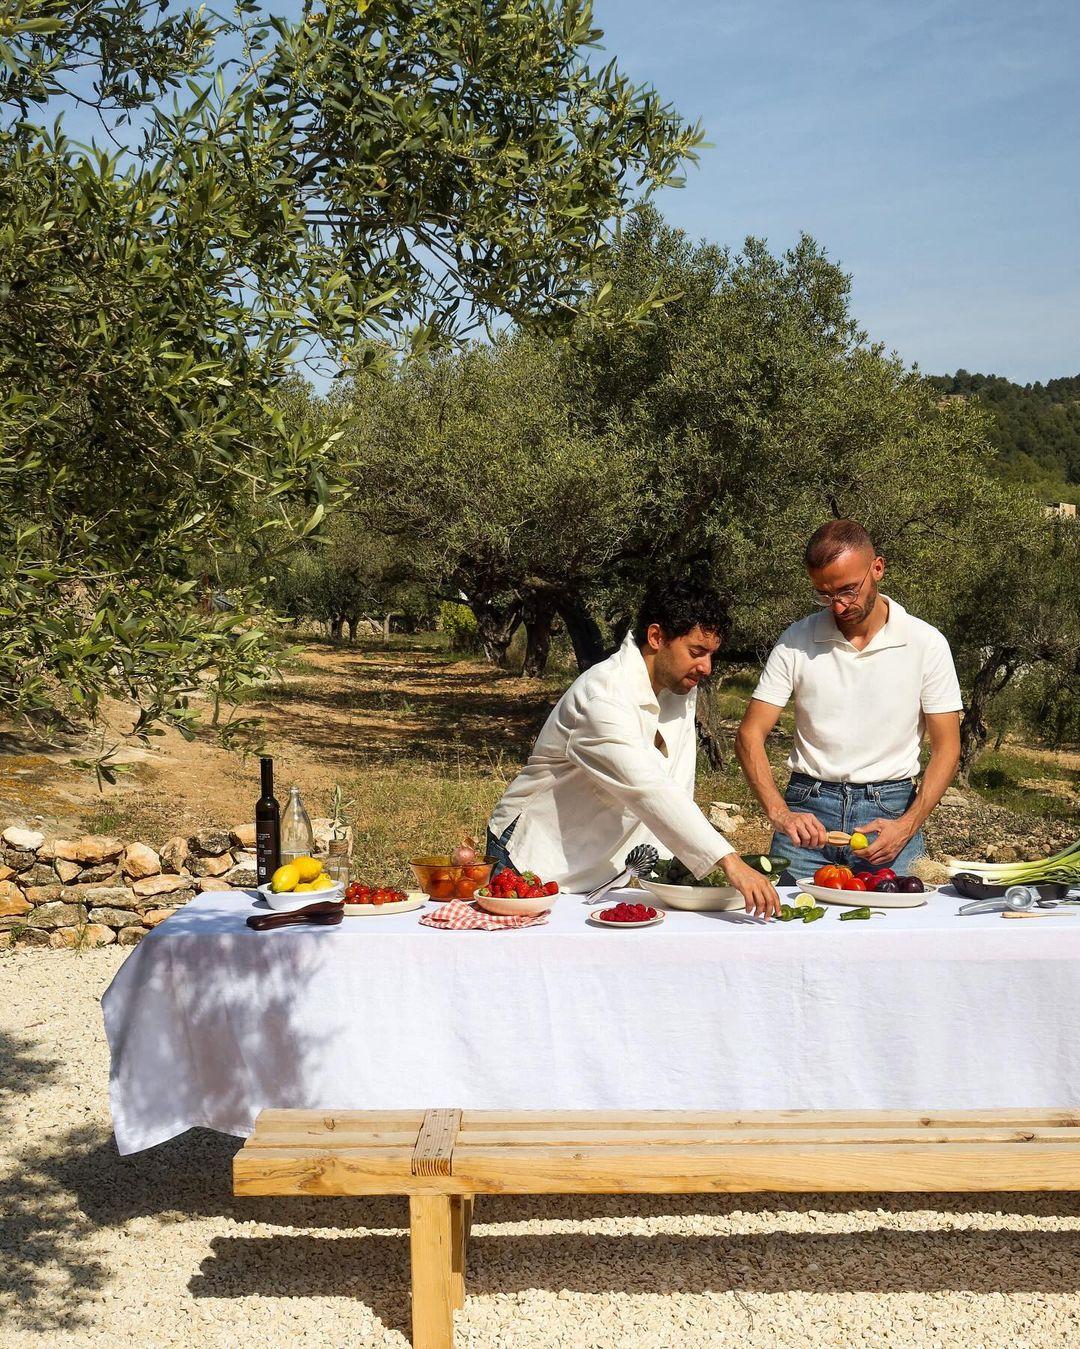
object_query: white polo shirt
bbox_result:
[752,597,963,783]
[488,634,733,891]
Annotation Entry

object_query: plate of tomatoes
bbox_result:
[343,881,427,916]
[796,865,936,908]
[474,868,560,917]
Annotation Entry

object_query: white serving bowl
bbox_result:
[475,891,557,918]
[638,878,745,912]
[256,881,344,911]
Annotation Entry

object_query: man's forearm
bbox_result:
[902,745,960,831]
[734,729,787,824]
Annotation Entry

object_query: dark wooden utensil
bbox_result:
[246,899,344,931]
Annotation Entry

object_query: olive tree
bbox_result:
[0,1,702,770]
[342,336,643,673]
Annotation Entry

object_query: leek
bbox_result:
[947,838,1080,888]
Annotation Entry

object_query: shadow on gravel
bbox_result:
[192,1219,1080,1327]
[0,1029,108,1337]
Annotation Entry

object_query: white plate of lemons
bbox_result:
[257,856,344,910]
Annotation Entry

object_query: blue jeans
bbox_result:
[485,817,519,876]
[769,773,926,884]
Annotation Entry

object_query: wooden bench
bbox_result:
[234,1107,1080,1348]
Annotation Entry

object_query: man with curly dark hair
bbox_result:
[486,577,780,916]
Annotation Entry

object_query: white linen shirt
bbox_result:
[488,634,733,892]
[752,596,963,783]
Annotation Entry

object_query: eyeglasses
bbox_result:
[811,559,874,608]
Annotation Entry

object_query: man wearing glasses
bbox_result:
[735,519,963,877]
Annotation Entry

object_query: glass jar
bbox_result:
[323,839,350,888]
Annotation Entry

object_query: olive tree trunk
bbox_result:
[958,646,1020,781]
[556,594,607,672]
[522,595,556,677]
[471,597,523,668]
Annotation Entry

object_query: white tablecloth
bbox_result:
[101,888,1080,1154]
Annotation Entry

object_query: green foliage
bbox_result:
[0,1,701,761]
[341,333,639,666]
[272,510,429,637]
[565,207,1016,654]
[927,369,1080,495]
[439,602,481,654]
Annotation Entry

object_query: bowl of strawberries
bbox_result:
[474,867,560,917]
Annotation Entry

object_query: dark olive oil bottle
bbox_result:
[255,756,281,885]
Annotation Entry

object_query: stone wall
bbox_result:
[0,824,261,949]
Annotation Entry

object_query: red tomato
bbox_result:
[815,864,854,886]
[874,869,897,882]
[843,876,868,891]
[818,876,846,889]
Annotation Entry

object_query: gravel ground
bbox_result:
[2,948,1079,1349]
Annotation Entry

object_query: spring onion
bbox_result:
[946,838,1080,888]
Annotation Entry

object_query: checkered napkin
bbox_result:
[418,899,549,930]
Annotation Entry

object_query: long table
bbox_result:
[101,888,1080,1155]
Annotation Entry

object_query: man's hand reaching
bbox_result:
[720,854,782,920]
[769,806,827,849]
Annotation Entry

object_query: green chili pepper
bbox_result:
[777,904,797,922]
[802,906,826,923]
[839,906,872,921]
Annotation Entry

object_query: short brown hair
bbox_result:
[804,520,877,570]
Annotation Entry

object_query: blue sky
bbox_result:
[52,1,1078,383]
[593,0,1079,383]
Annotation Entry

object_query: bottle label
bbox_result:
[256,822,279,884]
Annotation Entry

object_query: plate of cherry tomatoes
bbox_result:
[343,881,427,916]
[796,865,936,908]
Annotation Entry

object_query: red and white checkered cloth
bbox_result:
[419,899,549,931]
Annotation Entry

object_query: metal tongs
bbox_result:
[958,884,1068,916]
[583,844,660,905]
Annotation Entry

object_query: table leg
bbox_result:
[410,1194,454,1349]
[450,1196,473,1310]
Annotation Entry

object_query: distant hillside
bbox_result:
[927,370,1080,500]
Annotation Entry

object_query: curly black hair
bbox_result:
[631,575,731,647]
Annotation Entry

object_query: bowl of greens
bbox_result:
[640,854,790,912]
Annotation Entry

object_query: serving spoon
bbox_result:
[247,899,345,930]
[583,844,660,905]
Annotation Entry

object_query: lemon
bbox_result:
[294,874,335,893]
[849,832,869,851]
[292,856,322,882]
[793,893,815,909]
[270,863,301,893]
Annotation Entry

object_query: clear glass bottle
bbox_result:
[280,785,315,864]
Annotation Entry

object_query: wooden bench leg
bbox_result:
[450,1196,473,1310]
[410,1195,454,1349]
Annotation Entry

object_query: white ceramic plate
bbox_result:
[638,878,745,912]
[256,881,344,911]
[587,908,666,929]
[795,878,935,909]
[343,891,426,917]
